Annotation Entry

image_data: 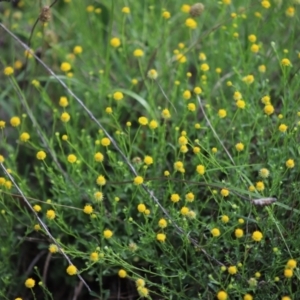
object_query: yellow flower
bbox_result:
[94,191,104,202]
[113,91,123,101]
[110,37,121,48]
[158,218,167,228]
[33,205,42,212]
[196,164,205,175]
[228,266,237,275]
[236,100,246,109]
[185,18,197,29]
[0,120,5,129]
[122,7,130,14]
[258,65,266,73]
[200,63,209,72]
[181,4,191,13]
[137,287,149,297]
[66,265,77,275]
[264,104,274,115]
[156,233,166,242]
[60,112,71,122]
[60,62,71,72]
[136,278,145,287]
[235,228,244,238]
[59,96,68,107]
[162,11,171,19]
[138,116,148,125]
[83,204,93,214]
[133,49,144,57]
[284,268,293,278]
[261,1,271,9]
[286,159,295,169]
[103,229,113,239]
[10,116,21,127]
[25,278,35,288]
[221,188,229,197]
[194,86,202,94]
[188,103,196,111]
[281,58,292,67]
[36,150,46,160]
[244,294,253,300]
[286,6,295,17]
[243,74,254,84]
[67,154,77,163]
[218,109,227,118]
[183,90,191,100]
[149,120,158,129]
[161,108,171,119]
[73,45,83,54]
[221,215,229,223]
[144,155,153,165]
[20,132,30,142]
[211,228,221,237]
[46,209,55,220]
[96,175,106,186]
[259,168,270,178]
[4,66,14,76]
[180,206,189,215]
[49,244,58,253]
[217,291,228,300]
[101,137,111,146]
[94,152,104,162]
[170,193,180,203]
[86,5,94,12]
[137,203,146,213]
[118,269,127,278]
[252,230,263,242]
[185,192,195,202]
[279,124,288,132]
[286,259,297,269]
[248,34,257,43]
[147,69,158,79]
[134,176,143,185]
[90,252,99,261]
[250,44,260,53]
[235,142,244,152]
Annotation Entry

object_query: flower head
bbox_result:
[185,18,197,29]
[66,265,77,275]
[286,159,295,169]
[110,37,121,48]
[211,228,221,237]
[36,151,46,160]
[67,154,77,163]
[113,91,123,101]
[46,209,55,220]
[4,66,14,76]
[96,175,106,186]
[156,233,166,242]
[134,176,143,185]
[170,193,180,203]
[25,278,35,288]
[103,229,113,239]
[60,62,71,72]
[10,116,21,127]
[118,269,127,278]
[61,112,70,122]
[217,291,228,300]
[235,228,244,238]
[252,230,263,242]
[83,204,93,214]
[147,69,158,79]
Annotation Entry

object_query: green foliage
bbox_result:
[1,0,300,299]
